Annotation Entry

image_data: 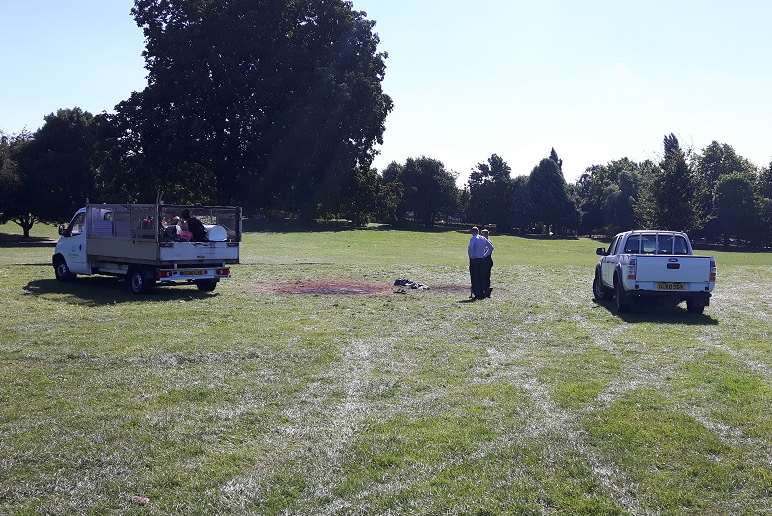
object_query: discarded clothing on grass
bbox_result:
[393,278,430,290]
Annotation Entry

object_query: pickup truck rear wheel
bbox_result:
[614,273,631,313]
[686,299,705,315]
[54,256,74,282]
[593,268,608,301]
[128,269,152,294]
[195,279,218,292]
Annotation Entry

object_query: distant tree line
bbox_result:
[1,0,771,247]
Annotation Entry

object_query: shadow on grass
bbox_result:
[244,223,460,235]
[594,298,719,325]
[0,233,56,248]
[24,278,218,306]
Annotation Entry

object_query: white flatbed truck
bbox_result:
[592,230,716,314]
[53,204,241,294]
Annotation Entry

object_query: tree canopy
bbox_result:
[107,0,393,214]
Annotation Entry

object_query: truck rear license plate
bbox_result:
[657,282,684,290]
[182,270,206,276]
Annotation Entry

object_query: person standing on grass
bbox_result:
[481,228,494,297]
[468,227,494,300]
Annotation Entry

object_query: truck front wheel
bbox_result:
[593,268,608,301]
[54,256,74,282]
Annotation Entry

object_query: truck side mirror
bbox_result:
[596,247,608,256]
[58,225,70,237]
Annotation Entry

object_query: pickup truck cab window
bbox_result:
[674,236,689,255]
[640,234,657,254]
[657,235,674,254]
[608,236,619,255]
[624,235,641,253]
[68,213,86,236]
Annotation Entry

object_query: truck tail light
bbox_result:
[709,259,716,282]
[626,258,637,280]
[216,268,230,277]
[158,270,172,279]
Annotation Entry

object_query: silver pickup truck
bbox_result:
[592,231,716,314]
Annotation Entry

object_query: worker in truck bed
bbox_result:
[181,209,208,242]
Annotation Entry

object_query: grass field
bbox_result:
[1,223,770,514]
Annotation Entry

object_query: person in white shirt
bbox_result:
[468,227,494,299]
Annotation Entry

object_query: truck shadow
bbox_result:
[594,299,719,325]
[24,278,218,306]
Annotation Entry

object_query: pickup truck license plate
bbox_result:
[182,270,206,276]
[657,282,684,290]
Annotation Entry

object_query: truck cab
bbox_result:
[53,204,241,294]
[54,209,90,276]
[592,230,716,314]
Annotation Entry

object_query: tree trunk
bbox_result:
[14,214,36,238]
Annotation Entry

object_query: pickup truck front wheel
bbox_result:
[593,268,609,301]
[614,273,631,313]
[54,256,74,282]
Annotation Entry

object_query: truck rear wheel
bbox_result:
[54,256,74,282]
[614,273,631,313]
[195,279,218,292]
[686,299,705,315]
[128,269,153,294]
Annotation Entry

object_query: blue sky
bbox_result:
[1,0,770,182]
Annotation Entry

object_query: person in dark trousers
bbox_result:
[468,227,494,299]
[181,209,208,242]
[481,228,494,297]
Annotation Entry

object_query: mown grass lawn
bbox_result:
[0,223,770,514]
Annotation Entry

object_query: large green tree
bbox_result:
[575,158,641,235]
[528,156,577,234]
[508,175,533,232]
[467,154,512,229]
[398,157,459,227]
[694,141,757,226]
[1,109,98,236]
[108,0,393,214]
[652,134,696,231]
[0,131,34,236]
[714,173,757,242]
[757,163,772,199]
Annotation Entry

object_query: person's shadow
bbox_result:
[593,298,719,325]
[24,278,218,306]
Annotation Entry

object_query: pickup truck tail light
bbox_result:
[709,259,716,282]
[216,268,230,277]
[626,258,637,280]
